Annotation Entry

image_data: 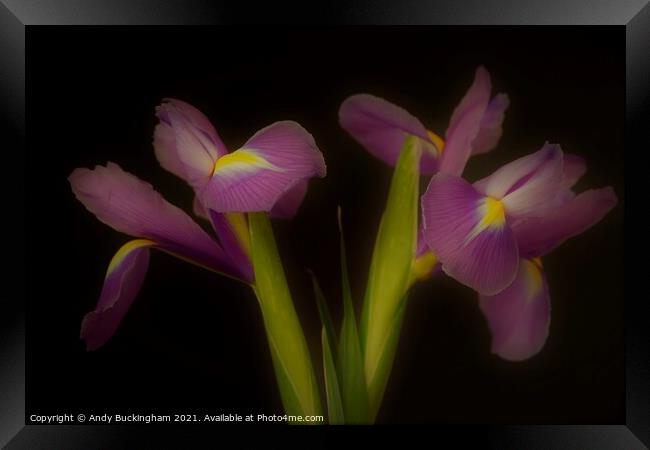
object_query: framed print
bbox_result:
[2,0,647,448]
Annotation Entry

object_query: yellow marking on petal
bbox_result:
[107,239,247,284]
[522,258,544,300]
[426,130,446,154]
[226,212,251,259]
[409,251,438,287]
[464,197,506,246]
[212,149,282,176]
[481,197,506,227]
[107,239,155,274]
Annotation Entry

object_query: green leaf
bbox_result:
[310,272,346,424]
[248,212,322,419]
[337,207,370,423]
[366,295,408,421]
[359,136,421,419]
[321,327,345,424]
[309,271,338,365]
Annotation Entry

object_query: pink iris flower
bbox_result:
[339,66,617,361]
[428,149,617,360]
[340,65,510,275]
[69,99,325,350]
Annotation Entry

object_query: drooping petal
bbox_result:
[562,153,587,188]
[512,187,617,258]
[472,93,510,155]
[154,99,228,191]
[202,121,326,213]
[439,66,492,176]
[473,143,565,218]
[270,179,309,219]
[338,94,441,173]
[421,173,519,295]
[479,258,550,361]
[80,239,153,351]
[69,162,245,280]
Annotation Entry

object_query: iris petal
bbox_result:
[270,180,309,219]
[80,239,153,351]
[472,93,510,155]
[422,173,519,295]
[479,258,551,361]
[208,210,254,282]
[338,94,440,173]
[202,121,325,213]
[562,153,587,188]
[439,66,492,176]
[69,162,244,280]
[512,187,617,258]
[154,99,228,191]
[474,143,565,219]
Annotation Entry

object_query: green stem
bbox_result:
[248,212,322,419]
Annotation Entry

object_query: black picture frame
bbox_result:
[2,1,645,448]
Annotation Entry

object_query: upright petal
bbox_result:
[203,121,326,213]
[562,153,587,188]
[153,120,186,180]
[81,239,153,351]
[472,93,510,155]
[512,187,617,258]
[479,258,551,361]
[154,99,228,191]
[474,143,565,218]
[421,173,519,295]
[69,163,245,280]
[439,66,492,176]
[156,98,228,157]
[339,94,441,173]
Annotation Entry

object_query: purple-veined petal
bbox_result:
[472,93,510,155]
[154,99,228,191]
[474,143,565,219]
[69,162,246,281]
[339,94,441,173]
[81,239,153,351]
[421,173,519,295]
[270,179,309,219]
[156,98,228,157]
[479,258,550,361]
[439,66,492,176]
[153,121,186,180]
[208,210,253,282]
[416,225,430,258]
[512,187,617,258]
[202,121,326,213]
[562,153,587,188]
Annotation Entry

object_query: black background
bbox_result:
[26,27,624,423]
